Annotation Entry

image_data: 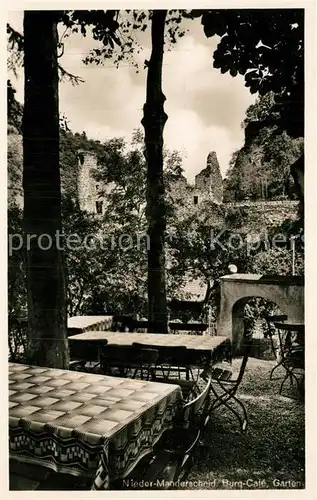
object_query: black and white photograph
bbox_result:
[7,5,308,493]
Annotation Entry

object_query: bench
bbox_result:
[169,322,208,335]
[129,320,208,334]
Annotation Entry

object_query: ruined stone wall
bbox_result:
[223,200,300,232]
[194,151,223,204]
[168,151,224,210]
[77,151,98,213]
[77,151,116,215]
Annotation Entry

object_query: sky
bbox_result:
[8,10,256,182]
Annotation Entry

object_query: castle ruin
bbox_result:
[77,150,115,214]
[77,149,224,214]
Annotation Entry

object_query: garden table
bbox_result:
[67,316,113,335]
[69,331,231,367]
[9,363,183,489]
[274,322,305,347]
[70,331,229,350]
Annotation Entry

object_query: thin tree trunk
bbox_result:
[23,11,69,368]
[141,10,168,333]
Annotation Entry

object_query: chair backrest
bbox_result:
[133,346,160,365]
[132,342,162,363]
[69,338,108,362]
[182,376,212,424]
[101,344,159,368]
[235,336,253,385]
[160,346,188,366]
[200,334,252,388]
[132,343,188,366]
[186,349,211,370]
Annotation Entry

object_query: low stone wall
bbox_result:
[223,200,300,231]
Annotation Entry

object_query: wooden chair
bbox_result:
[273,322,304,399]
[265,314,288,380]
[199,334,253,432]
[69,339,108,373]
[100,344,159,380]
[114,374,213,489]
[9,460,92,490]
[132,343,194,384]
[9,460,50,490]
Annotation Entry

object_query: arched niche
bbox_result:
[217,274,304,347]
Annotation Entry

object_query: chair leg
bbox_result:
[209,394,248,431]
[279,367,303,400]
[269,362,285,380]
[279,371,291,395]
[208,383,248,431]
[227,394,248,431]
[176,455,194,484]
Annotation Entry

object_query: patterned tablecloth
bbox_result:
[67,316,114,334]
[69,332,231,365]
[9,363,183,489]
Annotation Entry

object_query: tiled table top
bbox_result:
[69,331,230,351]
[71,331,228,351]
[9,363,183,489]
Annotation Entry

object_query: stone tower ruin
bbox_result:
[77,150,100,213]
[193,151,223,205]
[77,150,115,215]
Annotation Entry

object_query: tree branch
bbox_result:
[7,23,84,86]
[58,64,85,85]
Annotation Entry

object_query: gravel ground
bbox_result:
[181,357,305,490]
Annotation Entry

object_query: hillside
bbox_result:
[223,92,303,202]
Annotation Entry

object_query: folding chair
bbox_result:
[132,343,194,382]
[265,314,288,380]
[157,345,194,380]
[199,334,253,432]
[114,374,213,489]
[100,344,159,380]
[273,322,304,399]
[69,339,108,373]
[9,460,50,490]
[132,343,198,400]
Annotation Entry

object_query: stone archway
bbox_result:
[217,274,304,348]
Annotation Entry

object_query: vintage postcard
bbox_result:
[4,0,315,497]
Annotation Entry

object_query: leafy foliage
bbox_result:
[196,8,304,139]
[251,248,304,276]
[7,80,23,131]
[81,10,194,70]
[7,126,23,205]
[8,204,27,360]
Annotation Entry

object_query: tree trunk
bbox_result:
[23,11,69,368]
[141,10,168,333]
